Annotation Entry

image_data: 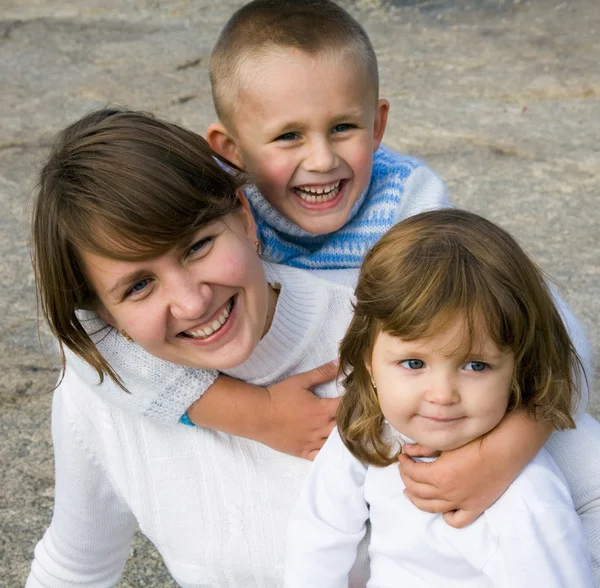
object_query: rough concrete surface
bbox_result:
[1,0,598,585]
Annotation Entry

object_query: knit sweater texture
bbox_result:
[27,265,369,588]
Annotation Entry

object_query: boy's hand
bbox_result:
[397,409,552,528]
[260,362,340,461]
[398,439,495,527]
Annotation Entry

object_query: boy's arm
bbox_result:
[399,410,552,527]
[186,365,340,460]
[71,313,339,459]
[284,427,369,588]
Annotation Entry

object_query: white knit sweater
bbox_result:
[26,265,369,588]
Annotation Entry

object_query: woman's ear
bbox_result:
[96,302,116,328]
[206,123,244,168]
[236,189,258,241]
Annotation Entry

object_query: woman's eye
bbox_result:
[276,132,299,142]
[332,123,354,134]
[126,279,149,297]
[188,237,212,255]
[400,359,424,370]
[465,361,488,372]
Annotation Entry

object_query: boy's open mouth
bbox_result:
[293,180,345,204]
[180,297,235,340]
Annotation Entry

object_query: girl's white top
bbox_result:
[26,264,369,588]
[285,426,594,588]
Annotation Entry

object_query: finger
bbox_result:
[299,361,338,388]
[402,443,440,458]
[403,492,455,513]
[307,448,319,461]
[400,476,441,500]
[397,453,439,486]
[442,509,482,528]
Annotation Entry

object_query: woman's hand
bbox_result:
[397,409,552,527]
[186,362,339,460]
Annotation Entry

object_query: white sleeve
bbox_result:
[284,428,369,588]
[548,286,593,416]
[481,505,593,588]
[26,374,137,587]
[394,163,453,223]
[545,413,600,585]
[70,311,219,424]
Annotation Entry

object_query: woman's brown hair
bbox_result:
[31,108,246,389]
[338,209,583,467]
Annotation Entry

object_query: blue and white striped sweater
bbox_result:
[245,145,441,270]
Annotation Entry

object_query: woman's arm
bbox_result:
[27,370,136,587]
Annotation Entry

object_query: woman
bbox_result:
[27,108,367,587]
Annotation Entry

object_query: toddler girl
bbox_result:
[285,209,594,587]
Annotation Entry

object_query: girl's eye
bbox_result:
[332,123,354,134]
[465,361,488,372]
[400,359,425,370]
[276,132,299,142]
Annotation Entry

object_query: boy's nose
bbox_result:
[304,139,338,173]
[168,275,212,321]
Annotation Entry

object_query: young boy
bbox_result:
[67,0,600,571]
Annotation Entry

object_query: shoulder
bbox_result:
[482,448,575,531]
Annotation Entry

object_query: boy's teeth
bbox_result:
[185,301,231,339]
[295,181,341,203]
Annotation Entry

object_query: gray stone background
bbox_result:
[1,0,598,585]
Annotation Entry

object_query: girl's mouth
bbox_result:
[180,297,235,340]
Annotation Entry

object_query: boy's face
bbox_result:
[219,50,388,235]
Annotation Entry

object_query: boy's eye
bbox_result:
[276,132,299,142]
[400,359,425,370]
[331,123,355,134]
[465,361,488,372]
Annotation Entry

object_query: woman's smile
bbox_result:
[179,296,235,342]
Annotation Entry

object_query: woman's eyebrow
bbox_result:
[107,269,148,297]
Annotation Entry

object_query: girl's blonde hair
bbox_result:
[31,108,246,389]
[338,209,582,467]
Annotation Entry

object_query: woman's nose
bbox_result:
[168,274,212,321]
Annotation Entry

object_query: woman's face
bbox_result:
[82,206,273,371]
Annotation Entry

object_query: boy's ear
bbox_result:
[372,99,390,152]
[206,123,244,168]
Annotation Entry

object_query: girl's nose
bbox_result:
[424,374,460,405]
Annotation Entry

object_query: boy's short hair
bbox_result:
[209,0,379,127]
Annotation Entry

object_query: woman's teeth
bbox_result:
[184,300,232,339]
[295,181,341,203]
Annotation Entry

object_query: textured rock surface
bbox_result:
[1,0,598,585]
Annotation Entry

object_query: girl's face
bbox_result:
[82,206,275,371]
[369,318,515,451]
